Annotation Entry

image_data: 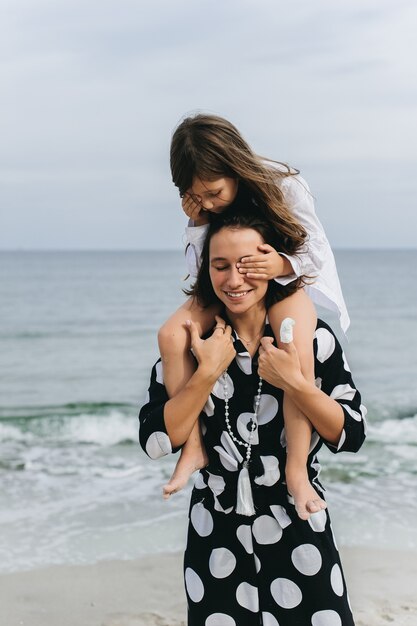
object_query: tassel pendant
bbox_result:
[236,463,255,516]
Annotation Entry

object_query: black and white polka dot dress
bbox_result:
[139,320,367,626]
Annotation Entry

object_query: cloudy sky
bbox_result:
[1,0,416,250]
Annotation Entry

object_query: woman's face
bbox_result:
[209,226,268,314]
[189,176,238,214]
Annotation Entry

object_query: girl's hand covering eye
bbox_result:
[181,192,209,225]
[236,244,285,280]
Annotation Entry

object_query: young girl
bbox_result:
[158,113,349,520]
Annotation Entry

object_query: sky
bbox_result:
[1,0,416,250]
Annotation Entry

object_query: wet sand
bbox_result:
[1,547,416,626]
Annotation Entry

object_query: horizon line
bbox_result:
[0,247,416,253]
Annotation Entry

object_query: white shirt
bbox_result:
[184,173,350,333]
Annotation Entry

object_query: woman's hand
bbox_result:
[181,192,210,226]
[186,315,236,382]
[258,336,304,392]
[236,244,287,280]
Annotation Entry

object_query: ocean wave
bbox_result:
[367,414,417,445]
[0,409,139,446]
[0,401,134,421]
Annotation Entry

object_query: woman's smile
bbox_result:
[223,289,253,301]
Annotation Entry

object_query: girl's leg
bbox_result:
[158,298,221,498]
[268,289,327,520]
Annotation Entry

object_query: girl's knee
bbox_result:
[270,290,317,326]
[158,319,190,356]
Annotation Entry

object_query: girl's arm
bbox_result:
[185,222,209,278]
[235,174,329,283]
[182,192,210,278]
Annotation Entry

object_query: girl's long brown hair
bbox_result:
[170,113,308,258]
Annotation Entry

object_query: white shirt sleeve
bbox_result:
[184,222,210,278]
[277,173,350,332]
[274,174,328,286]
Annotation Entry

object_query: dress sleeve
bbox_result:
[274,174,329,285]
[315,324,367,454]
[184,222,210,278]
[138,360,181,459]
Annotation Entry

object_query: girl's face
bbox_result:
[189,177,238,214]
[209,226,268,314]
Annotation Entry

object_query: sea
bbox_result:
[1,250,416,573]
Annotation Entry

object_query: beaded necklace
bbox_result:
[222,371,263,467]
[221,370,263,516]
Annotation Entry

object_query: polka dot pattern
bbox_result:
[212,373,234,400]
[203,396,215,417]
[291,543,322,576]
[315,327,336,363]
[308,508,327,533]
[207,472,225,496]
[330,564,344,596]
[236,581,259,612]
[141,321,362,626]
[311,609,342,626]
[254,455,280,486]
[145,431,172,460]
[237,412,259,445]
[271,577,302,609]
[209,547,236,578]
[330,383,356,402]
[214,445,239,472]
[309,431,321,454]
[270,505,292,529]
[185,567,204,602]
[220,431,243,463]
[205,614,236,626]
[252,515,282,545]
[256,394,279,425]
[190,502,214,537]
[213,496,233,515]
[236,524,253,554]
[262,613,279,626]
[235,350,252,375]
[155,361,164,384]
[194,472,206,490]
[341,403,362,421]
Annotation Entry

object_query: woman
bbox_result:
[139,211,366,625]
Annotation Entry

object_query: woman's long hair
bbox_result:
[170,113,308,257]
[185,211,302,309]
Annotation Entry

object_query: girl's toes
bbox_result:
[306,499,321,513]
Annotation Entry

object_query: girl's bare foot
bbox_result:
[163,448,208,499]
[286,466,327,520]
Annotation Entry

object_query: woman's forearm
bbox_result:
[286,376,344,445]
[164,366,216,447]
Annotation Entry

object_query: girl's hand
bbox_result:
[181,192,210,226]
[186,316,236,381]
[236,244,286,280]
[258,336,304,393]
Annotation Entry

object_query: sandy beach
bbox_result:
[1,547,416,626]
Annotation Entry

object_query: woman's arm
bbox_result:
[258,325,366,452]
[140,319,236,452]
